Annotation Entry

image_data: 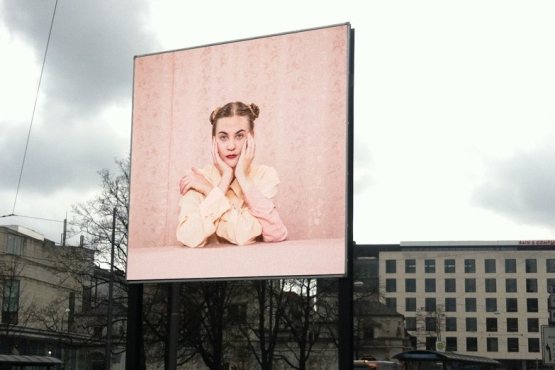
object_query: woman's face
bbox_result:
[214,115,251,168]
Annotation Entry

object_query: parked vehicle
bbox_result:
[353,360,402,369]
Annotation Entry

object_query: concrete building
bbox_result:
[356,240,555,370]
[0,225,125,369]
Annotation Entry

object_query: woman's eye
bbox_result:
[219,135,227,141]
[236,133,244,139]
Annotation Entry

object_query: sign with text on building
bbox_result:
[542,326,555,366]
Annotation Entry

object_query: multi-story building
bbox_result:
[0,225,125,369]
[356,240,555,370]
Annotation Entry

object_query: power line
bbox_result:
[12,0,59,214]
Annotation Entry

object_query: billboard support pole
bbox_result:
[126,284,145,370]
[166,282,181,370]
[338,26,355,370]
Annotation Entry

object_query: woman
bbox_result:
[176,101,288,248]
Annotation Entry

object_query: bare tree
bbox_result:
[0,257,38,353]
[232,279,289,370]
[415,304,445,350]
[274,278,330,370]
[179,281,242,370]
[71,156,129,273]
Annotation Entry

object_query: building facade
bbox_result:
[357,240,555,370]
[0,225,125,369]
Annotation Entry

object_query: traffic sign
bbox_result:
[542,326,555,366]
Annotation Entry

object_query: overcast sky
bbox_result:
[1,0,554,245]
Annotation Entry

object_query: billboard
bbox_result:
[127,23,351,282]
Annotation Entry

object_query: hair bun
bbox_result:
[248,103,260,120]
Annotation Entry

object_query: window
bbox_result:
[385,298,397,311]
[507,338,519,352]
[445,317,457,331]
[465,298,476,312]
[506,278,517,293]
[405,259,416,273]
[2,280,20,325]
[386,279,396,292]
[526,279,538,293]
[385,260,396,273]
[445,278,456,292]
[425,298,436,312]
[465,259,475,273]
[405,278,416,292]
[527,298,538,312]
[425,337,437,351]
[425,279,436,293]
[446,337,457,352]
[507,318,519,332]
[547,259,555,273]
[485,298,497,312]
[485,278,496,293]
[528,338,540,352]
[444,259,455,273]
[465,278,476,292]
[505,259,516,273]
[487,338,498,352]
[466,318,477,332]
[466,337,477,352]
[405,317,416,331]
[485,259,496,273]
[506,298,518,312]
[227,303,247,323]
[528,318,539,332]
[6,234,23,256]
[486,318,497,332]
[425,317,436,331]
[445,298,456,312]
[525,259,537,273]
[425,259,435,273]
[406,298,416,312]
[548,278,555,292]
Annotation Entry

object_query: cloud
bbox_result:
[472,131,555,229]
[0,0,160,200]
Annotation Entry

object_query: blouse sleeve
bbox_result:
[243,166,288,242]
[176,186,231,248]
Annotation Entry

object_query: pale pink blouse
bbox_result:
[176,164,288,248]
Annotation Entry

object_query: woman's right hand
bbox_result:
[212,138,233,178]
[179,167,213,196]
[212,137,233,192]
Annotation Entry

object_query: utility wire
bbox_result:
[12,0,59,214]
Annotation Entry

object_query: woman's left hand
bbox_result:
[236,133,255,179]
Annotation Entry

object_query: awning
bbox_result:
[0,354,63,366]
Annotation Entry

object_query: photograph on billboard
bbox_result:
[127,23,351,282]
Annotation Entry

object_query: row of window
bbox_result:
[385,277,550,293]
[386,297,539,313]
[405,316,539,333]
[386,258,555,274]
[422,337,539,353]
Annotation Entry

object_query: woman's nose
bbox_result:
[227,140,236,150]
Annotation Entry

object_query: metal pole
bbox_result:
[105,207,116,369]
[166,283,180,370]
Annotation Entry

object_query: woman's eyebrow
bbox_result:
[218,129,247,135]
